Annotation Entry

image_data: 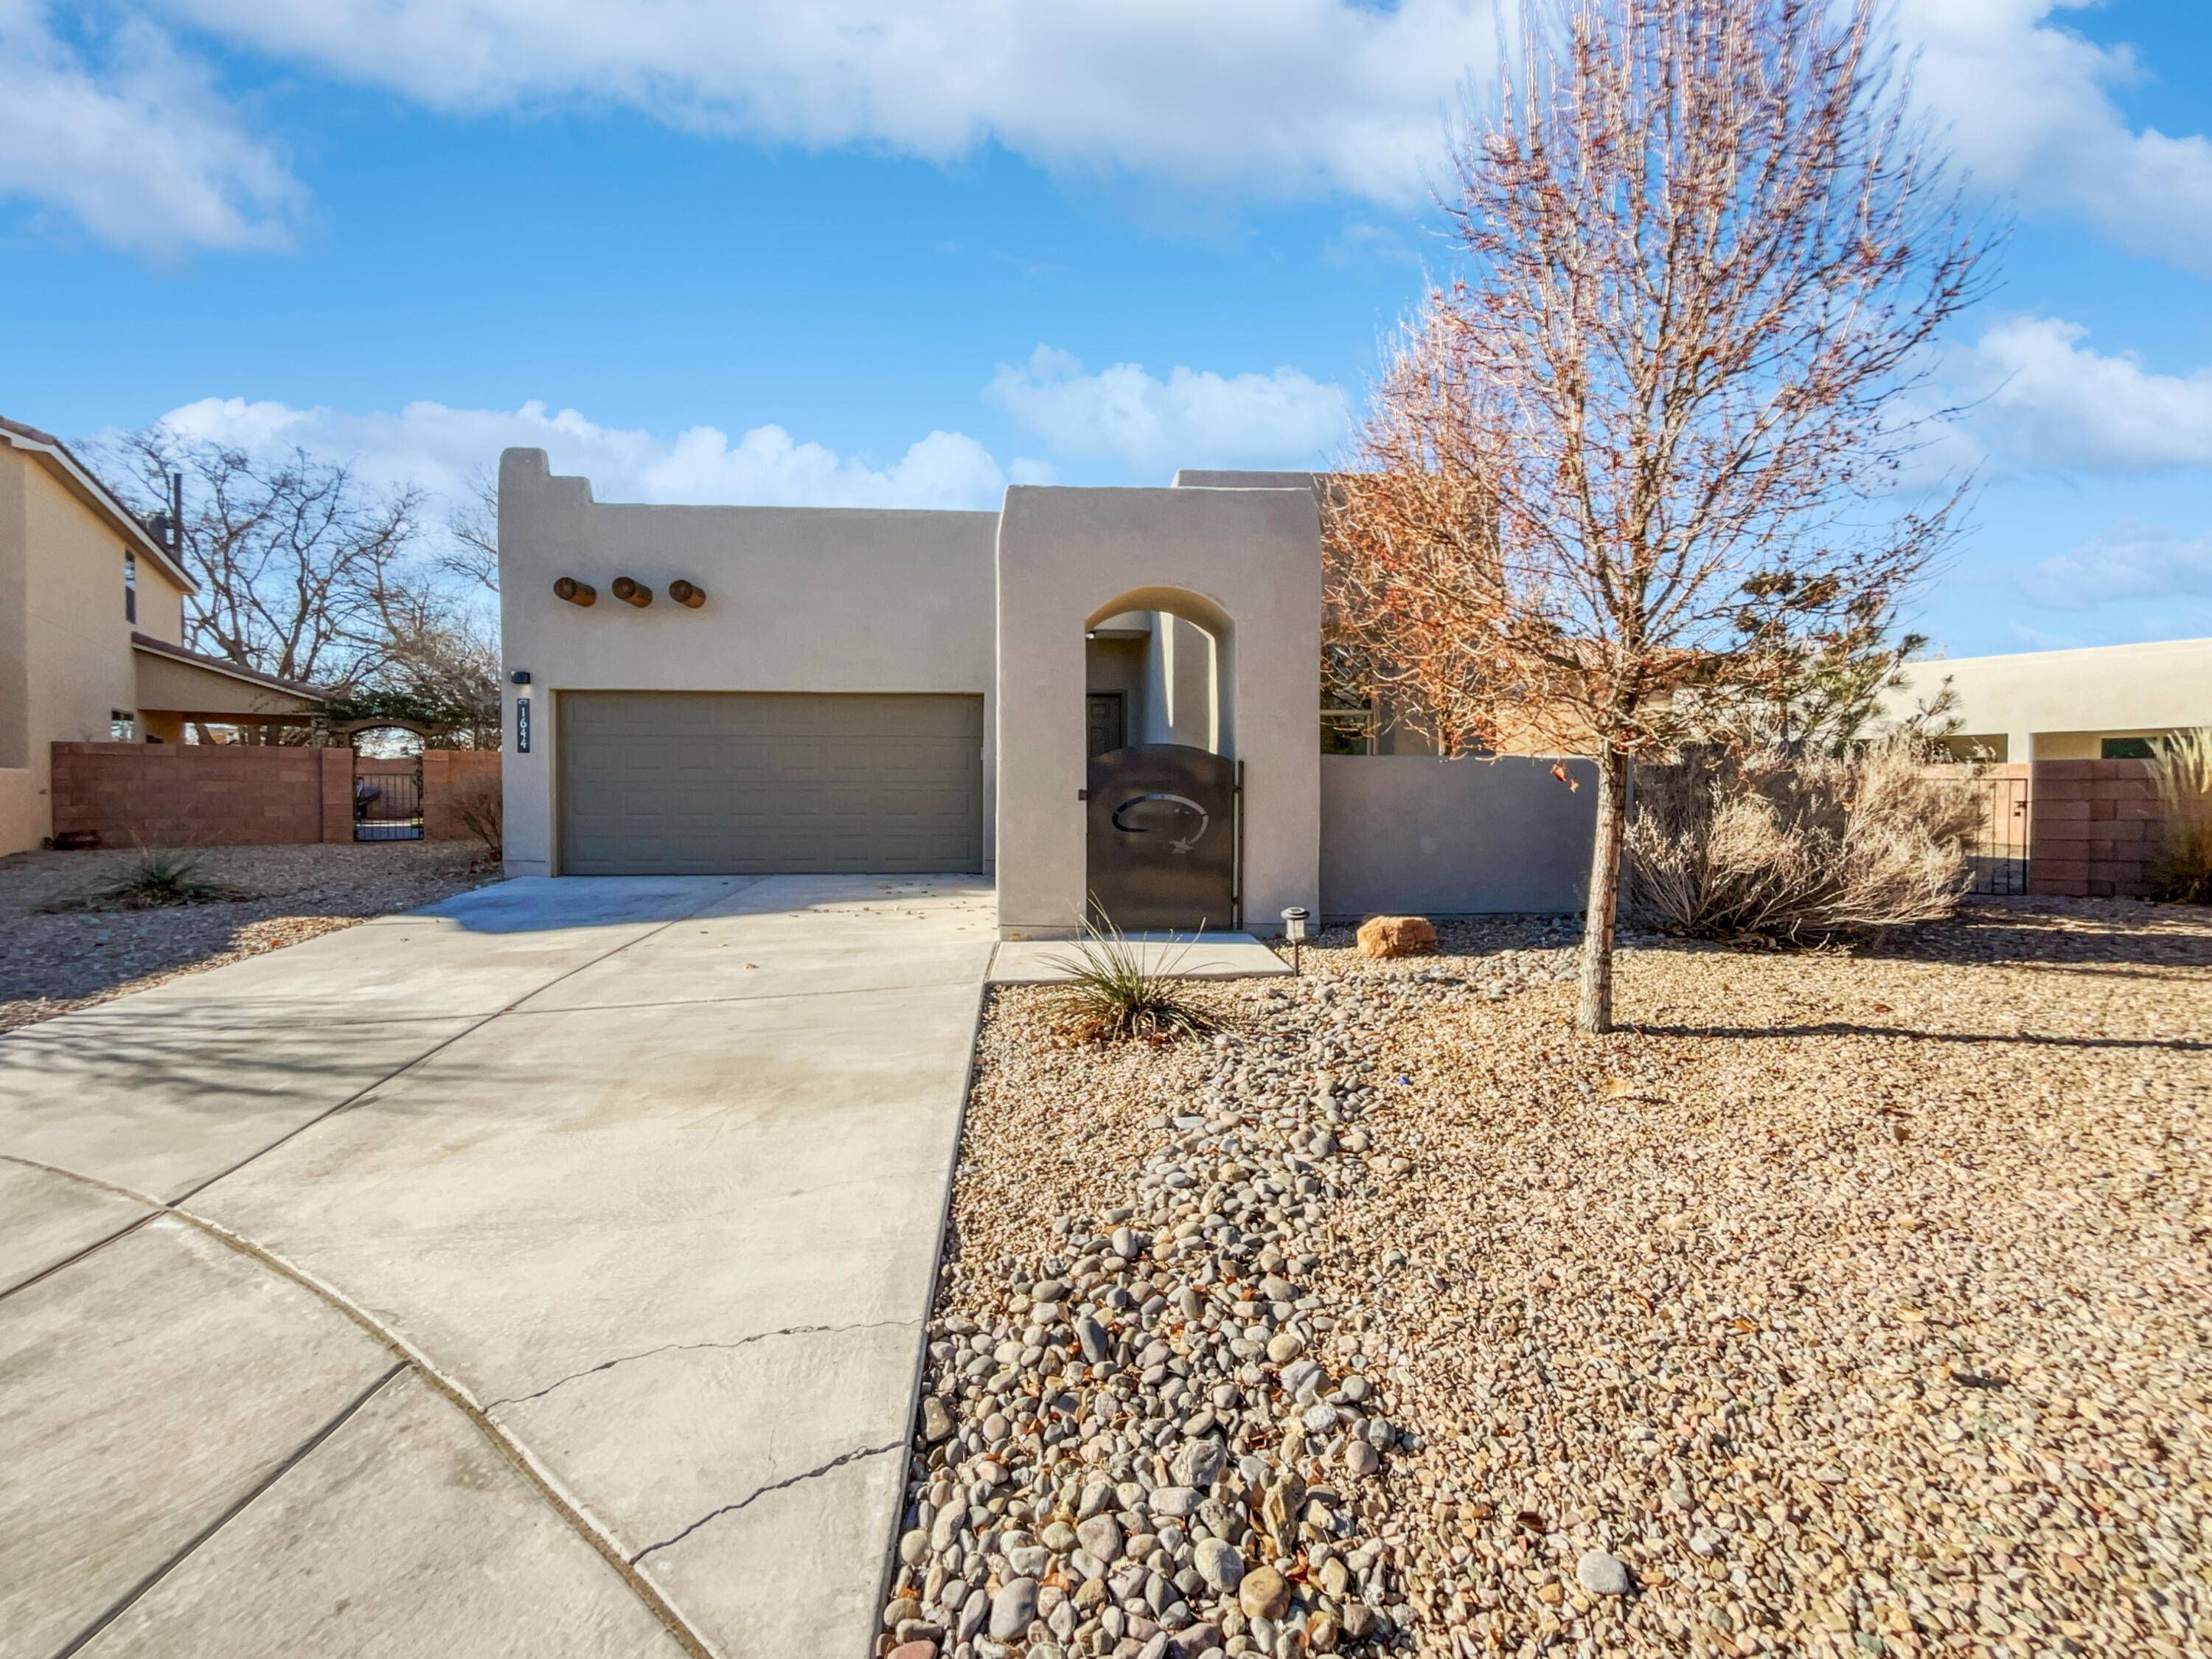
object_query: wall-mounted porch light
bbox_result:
[1281,905,1310,974]
[668,580,706,608]
[611,577,653,608]
[554,577,596,606]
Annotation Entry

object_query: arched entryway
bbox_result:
[345,723,427,841]
[992,481,1321,940]
[1082,588,1239,931]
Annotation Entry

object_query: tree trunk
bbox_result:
[1577,743,1630,1034]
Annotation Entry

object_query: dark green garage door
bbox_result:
[558,692,985,875]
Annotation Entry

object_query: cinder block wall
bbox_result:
[2028,759,2161,897]
[51,744,501,848]
[422,750,500,842]
[49,742,344,846]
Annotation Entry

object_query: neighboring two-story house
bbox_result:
[1,417,324,856]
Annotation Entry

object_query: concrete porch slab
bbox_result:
[987,930,1294,984]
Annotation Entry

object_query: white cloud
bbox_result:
[10,1,2210,268]
[985,346,1346,479]
[1913,1,2212,273]
[1950,316,2212,473]
[0,2,302,256]
[2017,518,2212,611]
[144,396,1018,510]
[153,1,2212,265]
[156,0,1494,205]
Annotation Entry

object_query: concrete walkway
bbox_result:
[0,874,995,1659]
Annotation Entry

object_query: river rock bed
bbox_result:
[880,902,2211,1659]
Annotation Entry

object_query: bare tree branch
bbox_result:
[1326,0,1994,1032]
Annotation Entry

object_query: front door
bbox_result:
[1085,692,1126,759]
[1085,743,1237,933]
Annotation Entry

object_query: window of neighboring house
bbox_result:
[1321,706,1375,754]
[110,710,137,742]
[2101,736,2157,759]
[124,552,136,624]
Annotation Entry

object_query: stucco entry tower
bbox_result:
[995,483,1322,938]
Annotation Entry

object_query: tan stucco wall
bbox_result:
[0,448,194,852]
[497,448,999,876]
[1887,637,2212,762]
[0,450,27,774]
[133,649,316,722]
[995,483,1323,938]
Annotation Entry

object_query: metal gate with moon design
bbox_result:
[1085,744,1239,932]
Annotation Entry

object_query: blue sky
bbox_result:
[4,1,2209,658]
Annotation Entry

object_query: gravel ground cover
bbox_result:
[883,900,2210,1659]
[0,841,496,1030]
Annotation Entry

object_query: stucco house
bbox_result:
[1,417,325,855]
[498,451,1599,937]
[1885,636,2212,762]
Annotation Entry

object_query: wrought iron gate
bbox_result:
[354,757,425,841]
[1085,744,1239,932]
[1967,773,2030,895]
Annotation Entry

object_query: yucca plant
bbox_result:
[2145,729,2212,905]
[1042,917,1221,1043]
[40,846,249,913]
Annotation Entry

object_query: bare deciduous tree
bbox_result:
[105,430,426,689]
[438,467,501,598]
[1326,0,1989,1032]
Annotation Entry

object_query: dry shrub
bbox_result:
[1627,738,1983,945]
[2145,729,2212,904]
[448,773,503,860]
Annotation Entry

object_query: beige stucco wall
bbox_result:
[1320,755,1598,917]
[1887,637,2212,762]
[132,649,317,722]
[0,448,194,853]
[497,448,1000,876]
[995,483,1323,938]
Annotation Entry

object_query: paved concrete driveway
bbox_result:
[0,874,994,1659]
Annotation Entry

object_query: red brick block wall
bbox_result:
[319,748,354,843]
[51,742,328,847]
[2028,759,2165,898]
[422,750,499,842]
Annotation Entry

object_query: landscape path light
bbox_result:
[1281,905,1309,974]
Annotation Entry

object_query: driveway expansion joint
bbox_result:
[484,1319,917,1411]
[49,1360,411,1659]
[628,1439,906,1565]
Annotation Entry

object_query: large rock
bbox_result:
[920,1395,955,1443]
[1576,1549,1634,1596]
[1356,915,1437,957]
[1194,1537,1245,1593]
[1238,1565,1292,1621]
[1173,1438,1225,1491]
[990,1578,1039,1640]
[1076,1514,1124,1564]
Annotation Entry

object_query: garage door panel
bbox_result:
[559,692,984,875]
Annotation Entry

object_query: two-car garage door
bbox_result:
[558,692,984,875]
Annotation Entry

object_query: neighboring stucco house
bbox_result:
[0,417,325,855]
[1885,637,2212,762]
[498,452,1600,935]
